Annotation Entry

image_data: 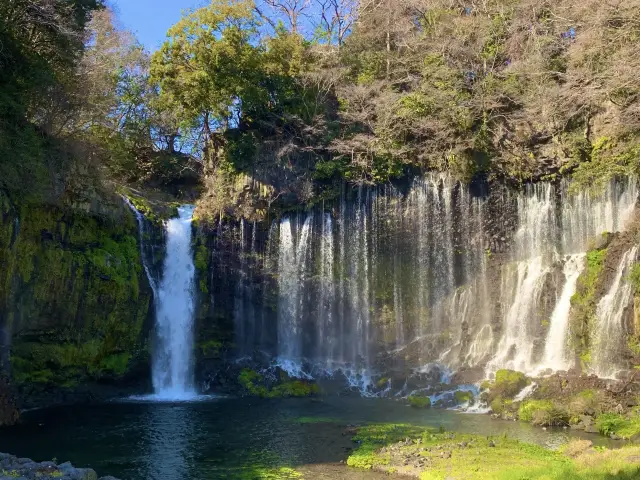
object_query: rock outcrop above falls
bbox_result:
[0,453,119,480]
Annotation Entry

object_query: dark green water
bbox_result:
[0,396,611,480]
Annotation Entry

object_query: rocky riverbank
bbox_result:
[0,453,118,480]
[482,369,640,442]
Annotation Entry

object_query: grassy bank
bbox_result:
[347,423,640,479]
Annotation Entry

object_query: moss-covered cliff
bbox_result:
[0,190,154,408]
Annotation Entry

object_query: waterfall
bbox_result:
[152,205,197,400]
[277,216,313,365]
[487,179,638,375]
[234,220,258,357]
[539,254,585,372]
[122,196,158,297]
[227,176,637,387]
[488,184,556,373]
[592,246,639,378]
[317,213,335,363]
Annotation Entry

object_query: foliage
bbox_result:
[150,0,266,136]
[518,400,569,426]
[407,395,432,409]
[596,413,627,437]
[4,0,640,217]
[596,413,640,439]
[568,389,605,418]
[629,264,640,293]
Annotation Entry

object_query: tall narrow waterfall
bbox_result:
[593,246,639,378]
[153,205,197,400]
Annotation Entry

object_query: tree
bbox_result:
[257,0,311,34]
[313,0,357,48]
[0,0,104,119]
[78,8,151,134]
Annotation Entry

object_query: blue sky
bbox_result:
[109,0,204,51]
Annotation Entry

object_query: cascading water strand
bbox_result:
[152,205,197,401]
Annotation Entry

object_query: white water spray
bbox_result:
[152,205,197,400]
[122,196,158,297]
[592,246,639,378]
[539,254,585,372]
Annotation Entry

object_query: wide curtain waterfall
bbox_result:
[224,176,638,384]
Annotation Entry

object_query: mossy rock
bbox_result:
[376,377,390,389]
[408,395,431,409]
[1,197,152,390]
[238,369,320,398]
[454,390,474,405]
[485,370,529,401]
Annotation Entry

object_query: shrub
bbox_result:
[490,396,513,415]
[408,395,431,408]
[519,400,569,426]
[596,413,626,436]
[519,400,553,422]
[568,389,604,417]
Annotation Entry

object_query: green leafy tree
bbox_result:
[151,0,269,168]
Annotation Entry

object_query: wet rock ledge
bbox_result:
[0,453,119,480]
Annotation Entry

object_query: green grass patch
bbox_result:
[347,424,640,479]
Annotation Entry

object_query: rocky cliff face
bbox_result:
[0,375,18,427]
[0,190,155,411]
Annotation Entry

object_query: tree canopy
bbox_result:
[1,0,639,211]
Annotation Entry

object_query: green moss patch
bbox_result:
[347,424,640,479]
[408,395,432,409]
[570,248,607,369]
[1,197,151,388]
[11,341,132,385]
[238,369,320,398]
[483,370,530,413]
[454,390,474,405]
